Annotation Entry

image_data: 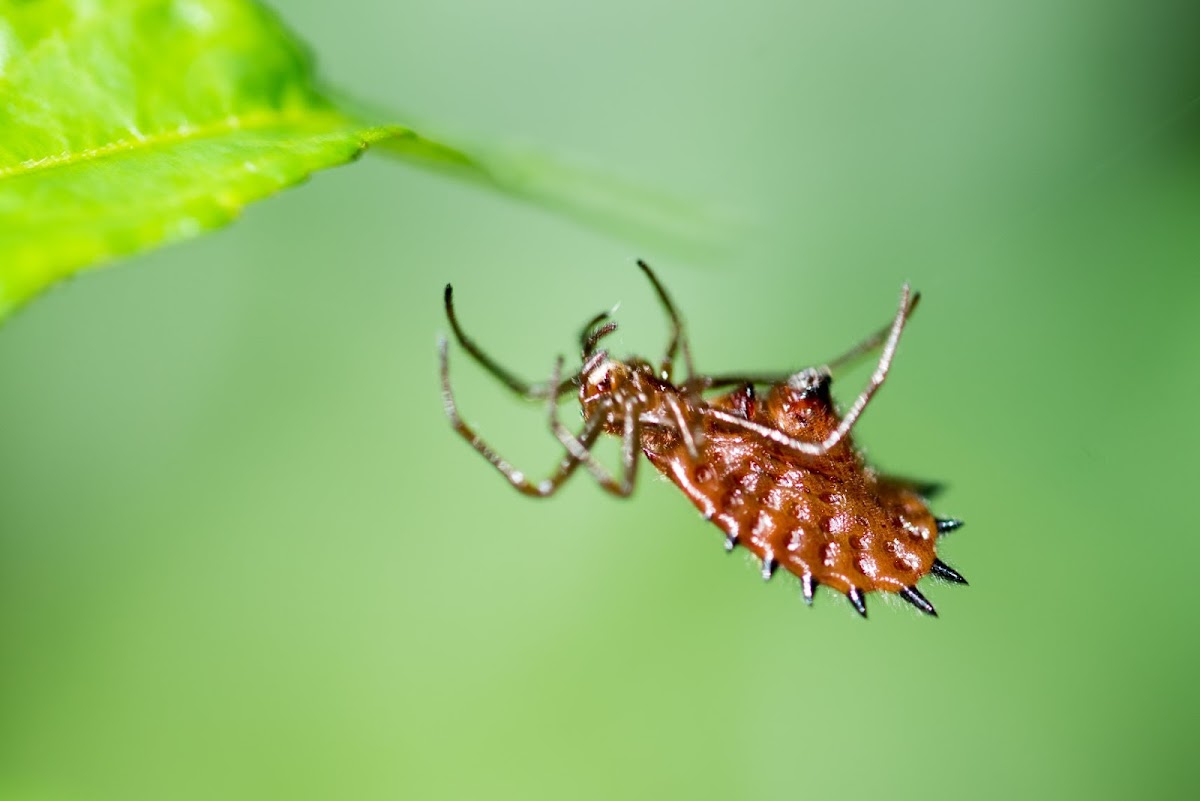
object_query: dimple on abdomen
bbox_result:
[695,449,939,595]
[645,427,946,611]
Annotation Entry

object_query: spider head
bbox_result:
[579,356,633,412]
[576,311,630,412]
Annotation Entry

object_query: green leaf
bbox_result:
[0,0,730,323]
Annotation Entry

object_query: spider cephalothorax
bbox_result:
[438,261,965,618]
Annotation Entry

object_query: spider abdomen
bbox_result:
[644,383,942,606]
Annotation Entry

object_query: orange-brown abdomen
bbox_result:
[643,379,958,616]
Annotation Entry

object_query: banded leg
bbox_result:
[546,357,642,497]
[440,337,601,496]
[444,284,576,400]
[702,284,915,457]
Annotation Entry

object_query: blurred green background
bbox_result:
[3,1,1199,799]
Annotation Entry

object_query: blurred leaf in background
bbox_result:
[0,0,728,322]
[1,2,1199,801]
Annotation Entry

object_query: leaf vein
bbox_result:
[0,108,347,181]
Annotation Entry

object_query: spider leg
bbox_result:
[443,284,575,400]
[578,310,612,353]
[820,283,914,448]
[546,357,642,497]
[665,393,702,459]
[701,284,915,456]
[582,319,619,357]
[693,372,793,392]
[637,260,696,383]
[824,290,921,375]
[692,291,921,392]
[876,474,944,500]
[440,337,601,496]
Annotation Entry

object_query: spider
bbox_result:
[438,261,966,617]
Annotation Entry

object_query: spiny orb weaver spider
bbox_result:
[438,261,965,618]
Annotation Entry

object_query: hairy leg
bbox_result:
[440,337,601,496]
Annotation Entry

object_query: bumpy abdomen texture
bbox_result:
[643,386,939,596]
